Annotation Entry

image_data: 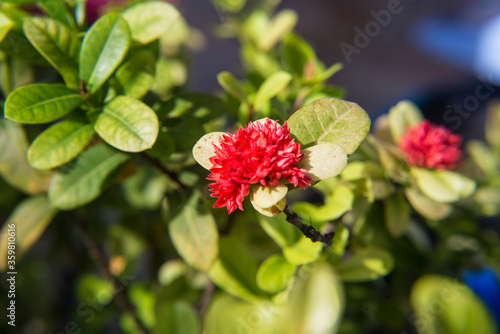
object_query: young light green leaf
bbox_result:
[253,71,292,110]
[410,275,498,334]
[256,254,296,293]
[168,190,219,271]
[285,263,345,334]
[48,144,130,210]
[122,1,180,44]
[95,96,159,152]
[411,168,476,203]
[303,62,343,85]
[283,236,323,265]
[23,17,80,89]
[79,13,130,94]
[405,186,452,220]
[258,9,297,51]
[154,301,200,334]
[287,97,371,154]
[4,83,85,124]
[112,49,156,99]
[250,184,288,217]
[0,12,14,43]
[336,247,394,282]
[0,119,51,194]
[298,143,347,180]
[0,196,57,270]
[384,193,410,237]
[211,0,246,12]
[209,236,265,302]
[217,71,247,103]
[27,120,95,170]
[388,100,423,143]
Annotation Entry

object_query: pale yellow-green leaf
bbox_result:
[405,187,452,220]
[283,236,323,265]
[411,168,476,203]
[298,143,347,180]
[192,132,225,170]
[388,100,423,143]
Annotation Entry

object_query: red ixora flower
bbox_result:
[207,119,313,214]
[399,120,463,170]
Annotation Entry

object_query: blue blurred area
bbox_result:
[462,267,500,330]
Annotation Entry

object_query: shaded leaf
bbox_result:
[164,115,204,152]
[95,96,159,152]
[23,17,80,89]
[0,196,57,270]
[4,83,84,124]
[217,71,247,103]
[258,213,300,249]
[336,247,394,282]
[79,13,130,93]
[49,144,130,210]
[168,190,219,271]
[384,193,410,237]
[158,93,227,123]
[211,0,246,12]
[112,49,156,99]
[485,101,500,150]
[256,254,296,293]
[154,301,199,334]
[27,120,95,170]
[282,33,315,78]
[288,98,371,154]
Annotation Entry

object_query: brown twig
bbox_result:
[197,280,215,315]
[140,153,187,190]
[283,205,334,246]
[74,217,150,334]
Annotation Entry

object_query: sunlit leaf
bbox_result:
[336,247,394,282]
[258,10,297,51]
[388,100,423,143]
[256,254,296,293]
[283,236,323,265]
[217,71,247,103]
[411,168,476,203]
[405,186,452,220]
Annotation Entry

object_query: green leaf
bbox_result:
[27,120,95,170]
[328,223,349,263]
[258,9,297,51]
[95,96,159,152]
[388,100,423,143]
[163,115,205,152]
[283,236,323,265]
[304,62,343,85]
[37,0,77,31]
[0,196,57,271]
[154,301,199,334]
[122,1,180,44]
[217,71,247,103]
[411,168,476,203]
[0,12,14,43]
[467,140,498,179]
[79,13,130,94]
[410,275,497,334]
[48,144,130,210]
[288,98,371,154]
[384,193,410,237]
[282,33,315,78]
[209,236,265,302]
[285,263,345,334]
[256,254,296,293]
[23,17,80,89]
[4,83,85,124]
[112,49,156,99]
[485,101,500,149]
[253,71,291,110]
[258,213,300,249]
[158,93,227,123]
[211,0,246,12]
[0,119,51,194]
[122,164,168,210]
[336,247,394,282]
[405,186,452,220]
[168,190,219,271]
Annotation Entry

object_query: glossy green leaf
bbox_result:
[283,236,323,265]
[258,213,300,248]
[253,71,291,110]
[217,71,247,103]
[288,97,371,154]
[48,144,130,210]
[209,236,265,302]
[23,17,80,89]
[211,0,246,12]
[282,33,315,77]
[4,83,84,124]
[37,0,77,31]
[0,119,51,194]
[154,301,199,334]
[410,275,497,334]
[0,196,57,270]
[168,190,219,271]
[79,13,130,94]
[258,9,297,51]
[336,247,394,282]
[285,263,345,334]
[384,193,410,237]
[27,120,95,170]
[0,12,14,43]
[112,49,155,99]
[405,186,452,220]
[122,1,180,44]
[95,96,159,152]
[256,254,297,293]
[388,100,423,143]
[411,168,476,203]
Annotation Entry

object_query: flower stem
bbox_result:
[283,205,334,246]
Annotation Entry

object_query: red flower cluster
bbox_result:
[399,120,462,170]
[208,119,312,213]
